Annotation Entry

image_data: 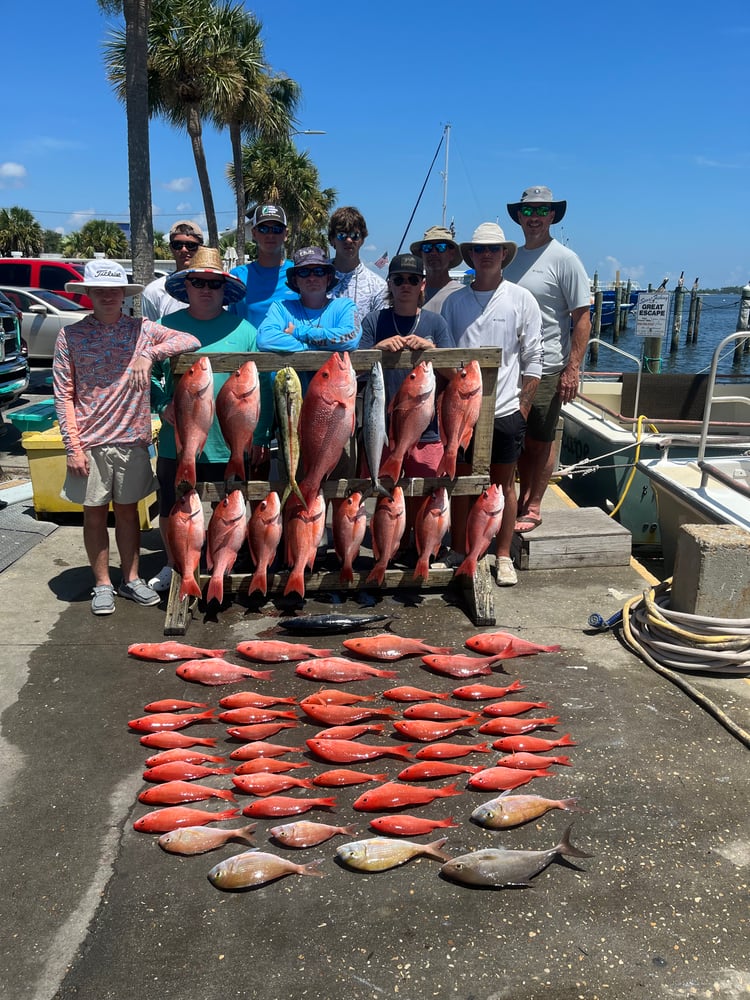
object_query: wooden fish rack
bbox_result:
[163,347,501,635]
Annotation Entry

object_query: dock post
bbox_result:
[693,295,702,341]
[612,283,623,341]
[686,279,699,343]
[620,279,632,330]
[734,281,750,363]
[589,290,602,364]
[670,274,685,353]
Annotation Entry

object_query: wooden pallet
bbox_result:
[510,506,632,570]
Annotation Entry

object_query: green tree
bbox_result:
[153,230,172,260]
[62,220,130,258]
[43,229,64,254]
[232,139,336,256]
[0,207,44,256]
[99,0,154,308]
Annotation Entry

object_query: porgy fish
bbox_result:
[158,822,256,856]
[246,491,282,597]
[471,793,585,830]
[269,820,358,848]
[216,360,260,483]
[205,489,247,605]
[207,849,326,890]
[362,361,390,498]
[336,836,450,872]
[278,613,394,634]
[440,823,592,888]
[166,489,205,601]
[274,367,305,508]
[174,355,214,488]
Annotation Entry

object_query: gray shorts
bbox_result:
[525,373,563,443]
[62,444,157,507]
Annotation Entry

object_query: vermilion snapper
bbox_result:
[133,805,239,833]
[315,723,385,740]
[236,640,333,663]
[478,716,560,736]
[128,642,226,661]
[467,767,552,792]
[246,490,283,598]
[143,699,208,713]
[139,732,218,750]
[175,658,274,685]
[295,658,398,683]
[300,690,377,706]
[142,761,232,783]
[127,709,215,733]
[465,631,562,656]
[451,680,526,700]
[393,716,482,742]
[138,781,236,805]
[369,815,460,837]
[305,739,412,764]
[342,634,452,661]
[420,653,509,678]
[241,795,337,818]
[231,773,314,796]
[492,734,577,753]
[298,702,397,727]
[353,780,461,812]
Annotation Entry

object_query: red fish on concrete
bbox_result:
[393,717,482,742]
[379,361,436,483]
[175,658,273,685]
[174,355,214,488]
[228,741,303,760]
[300,690,377,706]
[295,658,398,683]
[234,759,309,775]
[219,691,297,709]
[343,634,452,662]
[414,741,492,760]
[397,760,484,781]
[454,484,505,579]
[218,707,297,725]
[479,716,560,736]
[492,733,577,753]
[205,489,247,604]
[333,490,367,585]
[482,700,552,718]
[283,491,326,598]
[436,360,483,479]
[225,722,298,741]
[236,640,332,663]
[144,749,226,767]
[298,351,357,509]
[413,487,451,583]
[142,761,231,782]
[402,702,479,721]
[465,631,562,656]
[231,773,314,796]
[241,795,337,818]
[306,738,412,764]
[128,641,226,661]
[138,780,236,805]
[467,766,552,792]
[312,769,386,788]
[215,359,260,482]
[143,698,208,712]
[166,489,205,601]
[420,652,508,678]
[246,490,283,597]
[366,486,406,586]
[299,702,397,726]
[315,723,385,740]
[352,780,461,812]
[139,732,218,750]
[127,709,215,734]
[133,805,239,834]
[369,815,460,836]
[382,686,450,702]
[494,752,572,770]
[451,680,526,700]
[269,820,358,848]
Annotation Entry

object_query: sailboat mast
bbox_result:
[441,123,451,228]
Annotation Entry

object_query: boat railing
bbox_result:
[697,332,750,468]
[697,460,750,500]
[579,340,643,433]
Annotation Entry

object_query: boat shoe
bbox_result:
[495,556,518,587]
[91,584,116,616]
[118,578,161,606]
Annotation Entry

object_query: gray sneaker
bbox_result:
[118,578,161,606]
[91,584,116,616]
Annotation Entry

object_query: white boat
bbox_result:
[558,339,750,547]
[636,332,750,573]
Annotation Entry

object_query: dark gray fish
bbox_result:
[362,361,390,499]
[440,823,592,888]
[279,613,394,634]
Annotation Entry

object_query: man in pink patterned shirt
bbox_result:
[54,260,200,615]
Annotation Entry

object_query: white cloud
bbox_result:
[175,202,192,213]
[163,177,193,192]
[0,162,27,188]
[68,209,96,229]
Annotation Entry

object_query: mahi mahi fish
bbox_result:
[273,366,305,508]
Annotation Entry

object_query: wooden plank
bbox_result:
[172,348,502,375]
[163,571,195,636]
[455,556,496,627]
[511,507,632,570]
[196,475,491,502]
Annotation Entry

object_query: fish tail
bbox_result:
[340,564,354,585]
[279,482,291,508]
[375,668,399,679]
[205,576,224,605]
[284,567,306,598]
[558,734,577,747]
[412,555,430,583]
[247,567,268,597]
[560,798,586,814]
[217,789,237,801]
[453,555,476,579]
[300,859,327,877]
[436,449,457,480]
[365,563,385,587]
[378,454,401,483]
[174,456,196,489]
[557,823,593,860]
[234,823,257,844]
[223,456,246,483]
[426,837,451,861]
[438,782,461,797]
[391,744,414,759]
[179,573,202,601]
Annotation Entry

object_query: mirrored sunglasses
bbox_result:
[335,232,362,242]
[186,276,225,289]
[520,206,552,217]
[170,240,200,252]
[472,245,504,254]
[390,274,422,286]
[296,266,329,278]
[255,223,285,234]
[420,242,450,254]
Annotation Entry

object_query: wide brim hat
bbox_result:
[409,226,462,270]
[459,223,518,269]
[507,185,567,224]
[65,259,143,297]
[165,247,246,305]
[286,245,336,292]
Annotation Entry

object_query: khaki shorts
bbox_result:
[62,444,157,507]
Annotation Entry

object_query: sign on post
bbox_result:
[635,292,671,338]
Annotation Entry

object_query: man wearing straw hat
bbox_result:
[53,260,200,615]
[142,219,204,320]
[410,225,464,313]
[504,185,591,534]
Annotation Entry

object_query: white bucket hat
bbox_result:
[65,260,143,297]
[459,223,517,269]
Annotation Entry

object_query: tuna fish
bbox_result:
[361,360,390,498]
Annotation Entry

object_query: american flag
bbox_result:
[374,251,389,269]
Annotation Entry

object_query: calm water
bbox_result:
[586,293,750,377]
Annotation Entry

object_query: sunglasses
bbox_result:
[520,205,552,217]
[390,274,422,286]
[296,266,330,278]
[255,223,285,234]
[186,276,225,290]
[335,232,362,242]
[420,242,450,254]
[472,245,504,254]
[170,240,200,252]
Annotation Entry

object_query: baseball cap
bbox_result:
[169,219,204,241]
[248,204,288,228]
[388,253,425,277]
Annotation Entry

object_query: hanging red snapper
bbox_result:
[205,489,247,604]
[413,487,451,583]
[369,815,460,836]
[142,761,231,782]
[479,716,560,736]
[219,691,297,709]
[215,359,260,483]
[454,485,505,579]
[420,653,507,678]
[138,781,236,805]
[283,492,326,598]
[246,491,283,597]
[166,489,205,601]
[234,758,309,775]
[231,773,314,796]
[467,767,552,792]
[143,698,208,713]
[174,355,214,488]
[366,487,406,586]
[492,733,577,753]
[436,359,483,479]
[393,717,481,742]
[333,491,367,586]
[241,795,337,818]
[482,700,551,718]
[353,780,462,812]
[494,752,572,770]
[306,739,412,764]
[139,732,218,750]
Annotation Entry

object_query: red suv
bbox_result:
[0,259,93,308]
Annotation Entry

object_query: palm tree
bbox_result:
[232,139,336,255]
[99,0,154,305]
[0,207,44,256]
[62,220,130,258]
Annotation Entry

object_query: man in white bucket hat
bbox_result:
[53,260,200,615]
[440,222,543,586]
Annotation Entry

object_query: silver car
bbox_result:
[0,286,91,362]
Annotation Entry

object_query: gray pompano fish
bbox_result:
[207,849,325,890]
[336,836,450,872]
[158,822,257,856]
[471,793,585,830]
[440,823,592,888]
[273,367,305,508]
[362,361,390,498]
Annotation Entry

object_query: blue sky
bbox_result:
[2,0,748,288]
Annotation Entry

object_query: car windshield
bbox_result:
[30,289,88,311]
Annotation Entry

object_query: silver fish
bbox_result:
[279,613,394,634]
[471,793,584,830]
[362,361,390,498]
[158,823,257,856]
[336,836,450,872]
[207,849,326,890]
[273,366,305,508]
[440,823,592,888]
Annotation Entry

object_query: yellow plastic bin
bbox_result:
[21,419,160,529]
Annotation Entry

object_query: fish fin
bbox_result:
[300,859,327,877]
[284,567,306,598]
[426,837,451,862]
[223,457,246,483]
[557,822,593,860]
[247,567,268,597]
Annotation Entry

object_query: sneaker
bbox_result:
[148,565,173,593]
[495,556,518,587]
[118,577,161,606]
[91,584,116,616]
[433,549,465,570]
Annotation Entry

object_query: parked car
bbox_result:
[0,289,30,412]
[0,258,92,308]
[0,286,90,362]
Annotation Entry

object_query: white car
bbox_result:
[0,286,91,362]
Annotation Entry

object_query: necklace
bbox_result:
[299,302,324,327]
[470,283,496,315]
[392,309,421,336]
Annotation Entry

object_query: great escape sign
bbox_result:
[635,291,670,338]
